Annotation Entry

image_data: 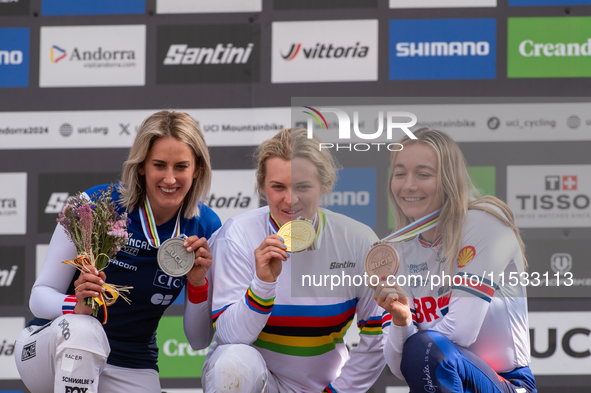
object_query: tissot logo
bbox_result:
[272,20,378,83]
[281,42,369,61]
[507,165,591,228]
[157,24,260,84]
[389,18,496,80]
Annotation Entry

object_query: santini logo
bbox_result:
[396,41,490,57]
[50,45,66,63]
[281,42,369,61]
[303,106,417,152]
[163,43,254,65]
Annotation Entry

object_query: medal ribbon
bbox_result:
[139,197,182,248]
[380,209,441,244]
[268,210,326,251]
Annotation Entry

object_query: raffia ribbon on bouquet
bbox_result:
[63,254,133,324]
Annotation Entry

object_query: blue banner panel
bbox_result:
[0,28,29,88]
[42,0,145,16]
[389,18,496,80]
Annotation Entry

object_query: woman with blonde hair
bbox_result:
[376,128,536,392]
[199,128,387,392]
[15,110,221,393]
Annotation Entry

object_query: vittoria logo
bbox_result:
[281,42,369,61]
[272,20,378,83]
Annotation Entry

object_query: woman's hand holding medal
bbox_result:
[184,236,212,287]
[255,235,289,283]
[374,282,412,327]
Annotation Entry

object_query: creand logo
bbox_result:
[302,106,417,151]
[518,39,591,58]
[281,42,369,61]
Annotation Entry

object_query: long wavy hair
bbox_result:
[388,128,527,271]
[119,110,211,218]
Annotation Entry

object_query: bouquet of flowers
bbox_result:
[57,185,132,324]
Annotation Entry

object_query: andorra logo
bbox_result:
[51,45,67,63]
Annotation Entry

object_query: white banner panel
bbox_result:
[390,0,496,8]
[0,107,289,149]
[207,170,259,224]
[0,317,25,379]
[156,0,261,13]
[291,102,591,143]
[0,173,27,235]
[40,25,146,87]
[272,20,378,83]
[507,165,591,228]
[529,311,591,375]
[36,244,48,278]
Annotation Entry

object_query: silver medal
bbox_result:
[157,237,195,277]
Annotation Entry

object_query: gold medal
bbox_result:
[277,220,315,253]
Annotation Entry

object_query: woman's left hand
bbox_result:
[184,236,212,288]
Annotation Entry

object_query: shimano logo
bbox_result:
[0,50,23,65]
[163,43,253,65]
[396,41,490,57]
[322,191,370,207]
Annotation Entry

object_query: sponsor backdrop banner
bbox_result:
[390,0,496,7]
[0,247,25,306]
[156,316,208,378]
[507,165,591,228]
[0,173,27,235]
[322,167,377,229]
[508,17,591,79]
[39,25,146,87]
[157,24,260,84]
[41,0,145,16]
[156,0,262,14]
[0,317,25,380]
[389,18,496,80]
[208,169,258,224]
[38,173,120,233]
[0,28,29,88]
[272,20,378,83]
[529,312,591,375]
[0,108,288,150]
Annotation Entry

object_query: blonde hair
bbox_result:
[255,128,338,198]
[388,128,527,271]
[119,110,212,218]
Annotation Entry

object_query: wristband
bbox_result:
[187,277,208,304]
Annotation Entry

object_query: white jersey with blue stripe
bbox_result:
[386,206,531,379]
